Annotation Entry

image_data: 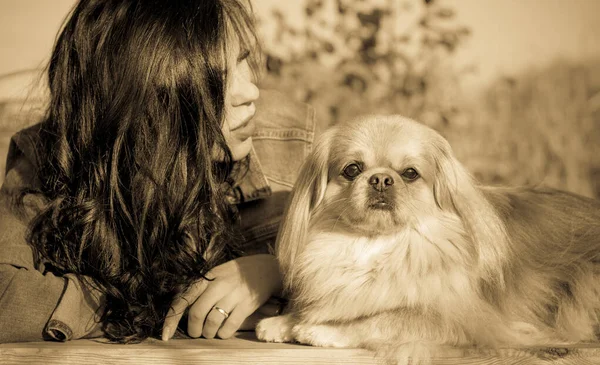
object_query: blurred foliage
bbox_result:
[453,61,600,198]
[258,0,470,131]
[256,0,600,198]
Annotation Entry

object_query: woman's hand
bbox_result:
[161,254,283,340]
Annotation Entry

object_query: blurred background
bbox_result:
[0,0,599,197]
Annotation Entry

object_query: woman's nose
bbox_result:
[230,73,260,107]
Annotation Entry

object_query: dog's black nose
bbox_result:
[369,173,394,192]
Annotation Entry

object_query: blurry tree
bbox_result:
[256,0,600,198]
[473,62,600,198]
[257,0,471,131]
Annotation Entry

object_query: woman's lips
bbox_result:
[231,114,256,139]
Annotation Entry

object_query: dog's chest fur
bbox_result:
[291,223,479,323]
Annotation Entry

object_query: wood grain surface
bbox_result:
[2,332,600,365]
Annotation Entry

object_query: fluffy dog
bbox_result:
[255,115,600,363]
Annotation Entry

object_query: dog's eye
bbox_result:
[342,163,362,179]
[401,168,419,181]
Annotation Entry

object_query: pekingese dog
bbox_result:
[256,115,600,364]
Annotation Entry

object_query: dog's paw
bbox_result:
[255,314,295,343]
[291,323,352,348]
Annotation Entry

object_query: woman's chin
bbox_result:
[229,137,253,161]
[212,137,253,162]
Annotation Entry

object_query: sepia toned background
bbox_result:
[1,0,599,197]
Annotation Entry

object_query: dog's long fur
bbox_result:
[256,115,600,363]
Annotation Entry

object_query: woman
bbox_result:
[0,0,315,343]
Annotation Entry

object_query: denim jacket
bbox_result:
[0,89,315,342]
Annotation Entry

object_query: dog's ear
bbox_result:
[432,143,511,286]
[276,127,335,292]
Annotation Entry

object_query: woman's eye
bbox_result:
[401,168,419,181]
[342,163,362,179]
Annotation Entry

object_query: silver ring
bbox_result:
[213,306,230,319]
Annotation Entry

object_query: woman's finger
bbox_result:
[238,301,284,331]
[259,298,286,317]
[161,279,209,341]
[216,302,253,339]
[186,284,232,338]
[201,297,239,339]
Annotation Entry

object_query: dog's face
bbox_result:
[315,116,449,235]
[277,115,510,289]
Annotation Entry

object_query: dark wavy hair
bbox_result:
[27,0,259,343]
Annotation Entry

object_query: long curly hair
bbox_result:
[27,0,260,342]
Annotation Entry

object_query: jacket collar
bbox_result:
[224,146,272,205]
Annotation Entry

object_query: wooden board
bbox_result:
[2,331,600,365]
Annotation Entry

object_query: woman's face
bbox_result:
[222,38,260,161]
